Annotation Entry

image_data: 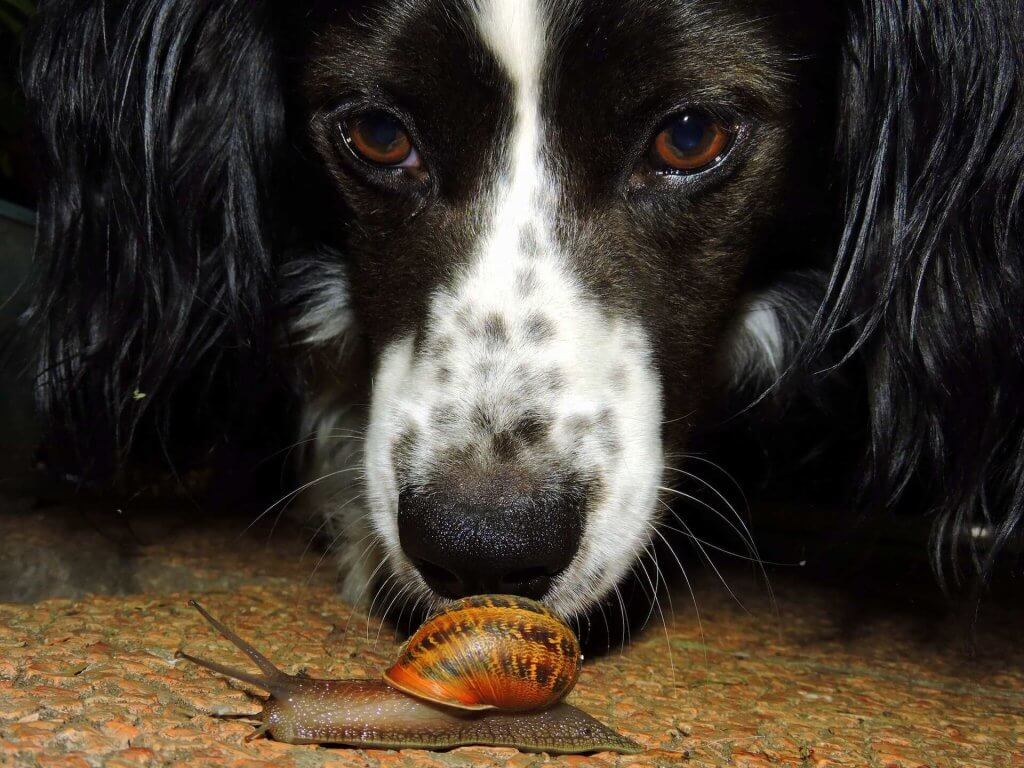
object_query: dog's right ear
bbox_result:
[21,0,289,486]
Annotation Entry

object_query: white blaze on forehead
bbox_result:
[475,0,546,101]
[356,0,665,619]
[471,0,550,298]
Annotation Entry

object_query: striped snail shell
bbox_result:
[383,595,582,711]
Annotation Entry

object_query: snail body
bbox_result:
[179,599,639,754]
[257,678,635,753]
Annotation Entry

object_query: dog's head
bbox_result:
[26,0,1018,611]
[295,0,828,617]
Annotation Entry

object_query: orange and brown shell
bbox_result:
[383,595,582,712]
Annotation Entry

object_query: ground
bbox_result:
[1,208,1022,766]
[0,469,1022,768]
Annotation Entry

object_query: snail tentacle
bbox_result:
[175,650,283,696]
[187,600,289,682]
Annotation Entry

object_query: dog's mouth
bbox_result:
[410,559,559,600]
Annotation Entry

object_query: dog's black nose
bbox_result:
[398,469,584,600]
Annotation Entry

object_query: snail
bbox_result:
[178,596,641,754]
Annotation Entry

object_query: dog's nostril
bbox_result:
[499,566,559,601]
[413,561,563,602]
[412,559,564,601]
[410,559,464,598]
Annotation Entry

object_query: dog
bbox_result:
[22,0,1023,622]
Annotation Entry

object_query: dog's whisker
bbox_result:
[361,576,392,638]
[302,495,367,562]
[241,466,364,537]
[300,511,337,562]
[675,467,779,618]
[594,595,611,655]
[672,454,752,519]
[611,582,630,655]
[660,472,780,622]
[395,589,424,641]
[308,507,374,583]
[630,554,658,634]
[636,536,677,687]
[289,469,366,528]
[581,601,593,640]
[258,431,368,467]
[268,479,322,542]
[658,516,803,567]
[366,570,401,641]
[645,539,673,627]
[375,581,414,647]
[658,483,776,617]
[657,484,758,560]
[332,531,379,590]
[662,467,757,549]
[659,410,697,427]
[656,533,710,677]
[652,509,749,616]
[342,555,392,640]
[651,536,676,621]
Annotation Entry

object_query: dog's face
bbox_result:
[302,0,812,617]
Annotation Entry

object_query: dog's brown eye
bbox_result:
[344,111,417,167]
[650,111,733,173]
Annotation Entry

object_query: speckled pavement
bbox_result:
[1,496,1022,768]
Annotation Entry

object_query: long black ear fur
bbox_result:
[22,0,287,485]
[806,0,1024,585]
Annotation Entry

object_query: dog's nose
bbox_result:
[398,469,584,600]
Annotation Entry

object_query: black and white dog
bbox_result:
[22,1,1023,620]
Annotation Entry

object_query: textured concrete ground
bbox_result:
[1,482,1023,767]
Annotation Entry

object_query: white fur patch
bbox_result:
[282,256,356,350]
[728,278,823,386]
[325,0,664,619]
[736,299,785,378]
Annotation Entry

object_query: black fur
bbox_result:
[799,1,1024,585]
[22,0,288,483]
[19,0,1024,595]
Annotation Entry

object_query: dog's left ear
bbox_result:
[802,0,1024,582]
[22,0,294,486]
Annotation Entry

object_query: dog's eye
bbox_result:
[649,111,733,173]
[343,111,419,168]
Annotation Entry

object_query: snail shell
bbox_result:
[383,594,581,711]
